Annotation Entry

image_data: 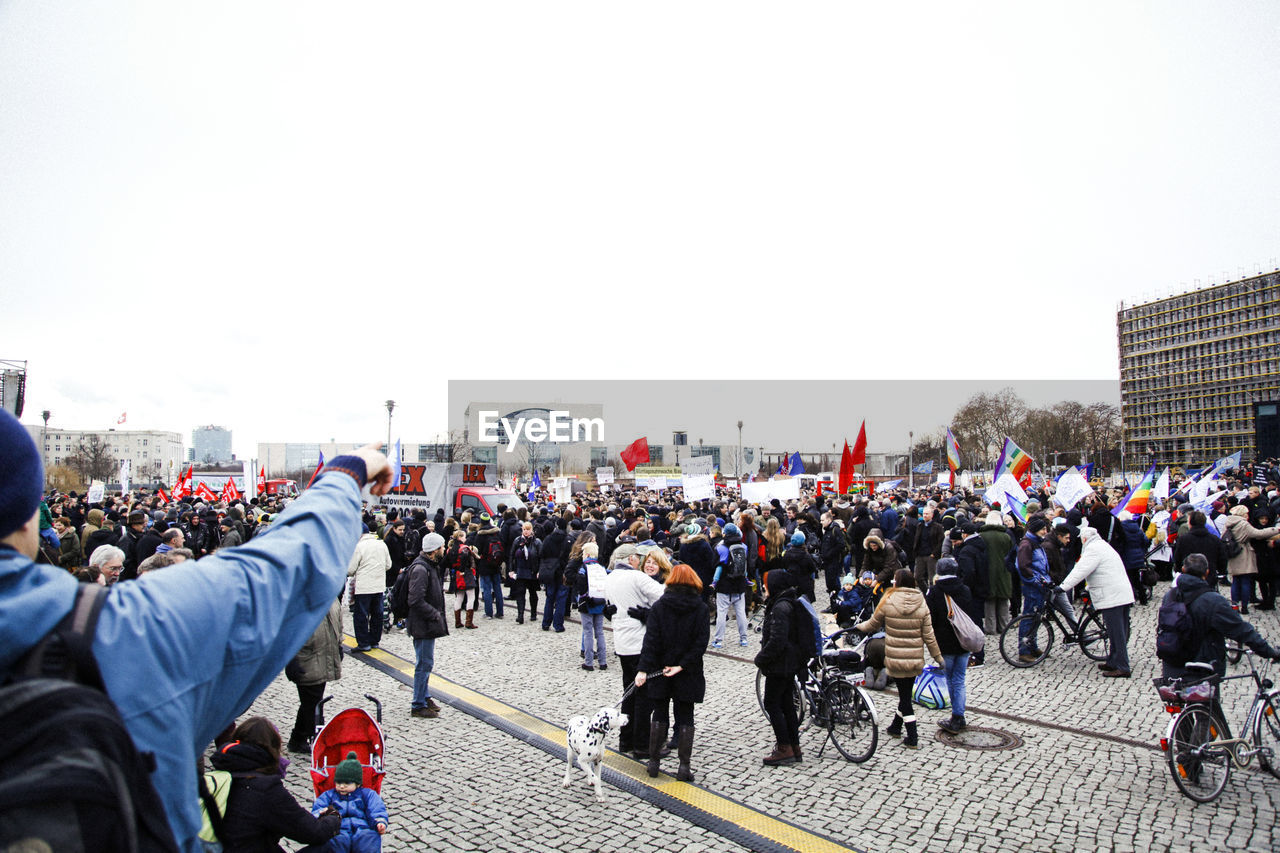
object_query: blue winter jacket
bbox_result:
[312,785,390,838]
[0,465,365,852]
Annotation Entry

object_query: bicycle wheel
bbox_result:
[1168,705,1231,802]
[757,670,808,726]
[1076,611,1110,662]
[824,680,878,763]
[999,613,1054,667]
[1252,695,1280,781]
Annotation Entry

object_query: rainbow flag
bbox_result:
[1112,463,1158,517]
[993,437,1033,488]
[1005,493,1028,523]
[945,428,962,471]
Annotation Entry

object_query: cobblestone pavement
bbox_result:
[242,583,1280,853]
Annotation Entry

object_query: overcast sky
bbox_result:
[3,2,1277,460]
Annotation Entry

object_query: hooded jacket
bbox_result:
[1173,574,1278,677]
[210,740,340,853]
[1221,513,1280,578]
[290,597,343,686]
[346,533,391,595]
[925,574,973,657]
[603,563,665,656]
[712,528,750,596]
[754,572,808,676]
[978,520,1014,599]
[856,586,943,678]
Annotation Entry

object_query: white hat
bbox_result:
[422,532,446,553]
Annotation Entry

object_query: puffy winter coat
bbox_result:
[346,534,391,595]
[1057,528,1135,610]
[856,587,943,678]
[1221,513,1280,578]
[508,535,542,581]
[603,566,665,656]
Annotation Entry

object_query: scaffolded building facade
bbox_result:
[1117,271,1280,468]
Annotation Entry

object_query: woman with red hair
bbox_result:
[635,563,710,781]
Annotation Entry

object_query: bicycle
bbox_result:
[1155,651,1280,803]
[755,628,879,762]
[999,587,1109,667]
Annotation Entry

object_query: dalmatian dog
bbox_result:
[562,707,628,802]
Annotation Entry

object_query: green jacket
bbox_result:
[978,523,1013,599]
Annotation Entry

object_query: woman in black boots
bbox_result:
[857,568,944,749]
[636,563,709,781]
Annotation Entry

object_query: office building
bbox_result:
[192,425,233,464]
[26,425,185,484]
[1117,271,1280,467]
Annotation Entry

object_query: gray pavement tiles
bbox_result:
[236,584,1280,853]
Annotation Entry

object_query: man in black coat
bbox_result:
[847,505,876,572]
[408,532,450,718]
[913,505,945,590]
[1163,554,1280,682]
[818,513,848,600]
[780,533,818,603]
[1172,511,1227,581]
[117,510,147,581]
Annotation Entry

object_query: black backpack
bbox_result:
[1222,525,1243,559]
[1156,586,1196,664]
[0,584,180,853]
[485,536,505,567]
[390,563,414,621]
[726,543,748,581]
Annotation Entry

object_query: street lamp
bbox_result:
[385,400,395,453]
[737,420,743,481]
[908,430,914,491]
[41,409,50,484]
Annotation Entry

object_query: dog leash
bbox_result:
[615,672,664,708]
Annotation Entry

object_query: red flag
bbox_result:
[194,481,218,503]
[221,478,242,503]
[257,466,266,496]
[850,421,867,466]
[156,486,170,503]
[838,440,854,495]
[619,437,650,471]
[117,412,127,424]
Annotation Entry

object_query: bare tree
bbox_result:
[1080,402,1120,470]
[65,434,117,483]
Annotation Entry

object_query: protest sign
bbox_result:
[587,561,608,598]
[741,478,800,505]
[87,480,105,504]
[596,466,614,484]
[1052,466,1092,509]
[681,455,715,501]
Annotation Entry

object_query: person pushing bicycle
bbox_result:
[1163,553,1280,684]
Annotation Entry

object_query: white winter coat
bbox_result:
[603,567,665,656]
[1058,527,1135,610]
[347,533,392,595]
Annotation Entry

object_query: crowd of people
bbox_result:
[7,395,1280,851]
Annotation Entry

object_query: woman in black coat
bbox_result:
[636,563,710,782]
[210,716,340,853]
[754,569,808,767]
[924,558,974,734]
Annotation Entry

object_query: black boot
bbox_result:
[646,720,665,778]
[886,713,903,738]
[676,725,695,782]
[902,716,919,749]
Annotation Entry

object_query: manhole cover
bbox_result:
[936,725,1023,751]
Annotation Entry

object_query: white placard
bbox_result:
[936,472,951,487]
[740,478,801,505]
[554,477,571,504]
[596,466,614,484]
[683,475,715,502]
[1052,466,1092,509]
[681,456,714,478]
[587,561,609,598]
[119,460,131,495]
[87,480,105,504]
[646,477,667,491]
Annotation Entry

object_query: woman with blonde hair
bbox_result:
[763,517,787,572]
[641,549,671,585]
[856,568,944,750]
[636,564,710,780]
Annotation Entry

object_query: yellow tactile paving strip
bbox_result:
[343,636,860,853]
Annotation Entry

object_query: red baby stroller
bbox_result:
[310,693,386,796]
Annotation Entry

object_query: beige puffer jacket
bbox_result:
[857,587,943,678]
